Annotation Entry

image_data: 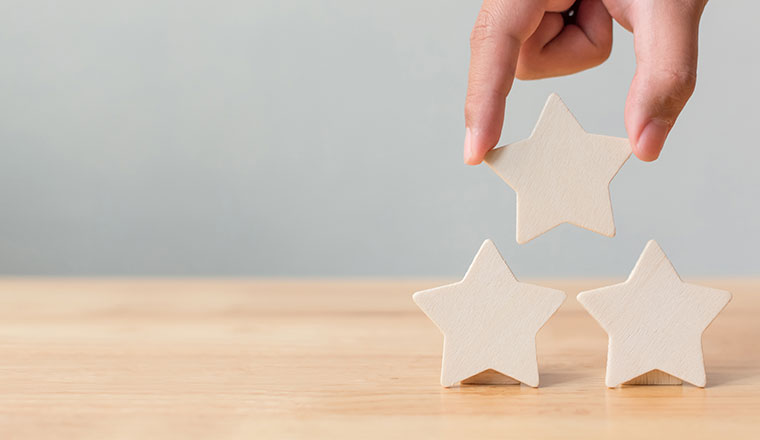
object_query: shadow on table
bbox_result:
[537,371,595,387]
[706,368,757,387]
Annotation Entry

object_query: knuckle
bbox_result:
[515,69,541,81]
[515,55,543,80]
[470,8,501,47]
[595,40,613,64]
[658,68,697,101]
[514,65,534,81]
[646,68,698,120]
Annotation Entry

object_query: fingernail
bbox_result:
[464,127,473,164]
[637,120,670,161]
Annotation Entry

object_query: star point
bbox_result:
[414,240,566,387]
[485,93,631,244]
[577,240,732,387]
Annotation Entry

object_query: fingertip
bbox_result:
[464,127,472,164]
[464,127,479,165]
[634,119,670,162]
[463,126,494,165]
[464,155,483,166]
[464,151,484,165]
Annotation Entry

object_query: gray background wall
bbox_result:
[0,1,757,277]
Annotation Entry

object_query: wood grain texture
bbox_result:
[413,240,566,387]
[461,368,519,384]
[0,278,758,439]
[625,369,683,385]
[484,93,631,244]
[578,241,732,387]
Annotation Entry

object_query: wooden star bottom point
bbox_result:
[622,370,683,386]
[461,369,519,385]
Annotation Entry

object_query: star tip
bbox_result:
[644,239,666,251]
[477,239,500,256]
[411,291,425,305]
[548,290,567,307]
[516,235,530,245]
[576,291,589,304]
[545,93,567,110]
[623,140,634,155]
[483,149,495,165]
[525,371,541,388]
[641,240,666,257]
[486,144,511,162]
[720,289,733,305]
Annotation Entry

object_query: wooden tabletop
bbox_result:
[0,279,758,439]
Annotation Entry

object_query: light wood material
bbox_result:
[485,93,631,244]
[624,369,683,385]
[413,240,566,387]
[578,241,732,388]
[461,368,519,385]
[0,278,758,439]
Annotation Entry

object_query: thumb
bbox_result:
[625,1,706,161]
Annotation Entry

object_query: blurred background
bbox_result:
[0,1,757,277]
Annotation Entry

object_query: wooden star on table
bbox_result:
[413,240,566,387]
[485,93,631,244]
[577,240,732,387]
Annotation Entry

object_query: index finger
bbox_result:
[464,0,546,165]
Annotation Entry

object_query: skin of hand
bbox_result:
[464,0,708,165]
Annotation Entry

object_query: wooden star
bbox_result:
[577,240,732,387]
[485,93,632,244]
[413,240,566,387]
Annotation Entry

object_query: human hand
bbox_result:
[464,0,707,164]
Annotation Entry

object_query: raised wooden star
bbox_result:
[413,240,566,387]
[577,240,732,387]
[485,93,631,244]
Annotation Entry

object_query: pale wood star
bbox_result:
[485,93,632,244]
[413,240,566,387]
[577,240,732,388]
